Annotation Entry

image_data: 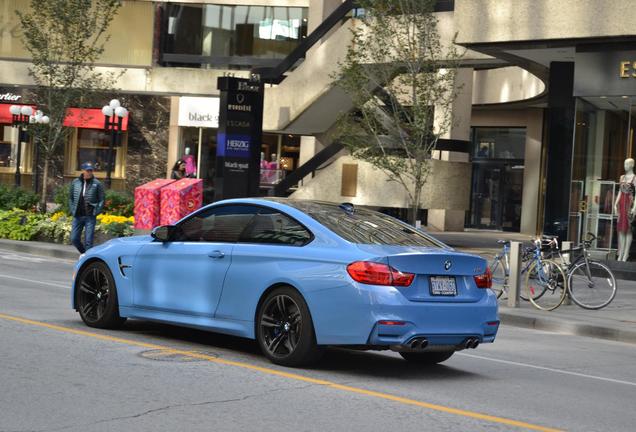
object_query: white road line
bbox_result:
[458,352,636,387]
[0,273,69,289]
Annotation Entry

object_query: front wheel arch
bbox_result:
[73,258,109,310]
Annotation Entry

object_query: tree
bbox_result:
[17,0,121,205]
[334,0,464,224]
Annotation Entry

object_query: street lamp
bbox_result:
[101,99,129,189]
[9,105,33,188]
[29,110,50,194]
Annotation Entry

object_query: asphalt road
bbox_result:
[1,250,635,432]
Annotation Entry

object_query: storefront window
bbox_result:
[160,3,308,69]
[570,97,635,252]
[69,128,126,178]
[472,127,526,160]
[0,125,16,169]
[76,129,113,172]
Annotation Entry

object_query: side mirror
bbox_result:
[151,225,174,242]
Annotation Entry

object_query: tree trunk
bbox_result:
[409,184,423,226]
[40,158,50,210]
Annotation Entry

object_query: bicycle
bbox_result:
[524,236,568,311]
[489,240,535,301]
[556,233,617,310]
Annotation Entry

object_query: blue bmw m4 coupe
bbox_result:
[72,198,499,366]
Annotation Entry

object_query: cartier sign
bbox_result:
[0,92,21,102]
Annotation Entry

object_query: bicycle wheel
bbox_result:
[518,255,535,302]
[525,260,567,311]
[489,258,507,299]
[567,261,617,310]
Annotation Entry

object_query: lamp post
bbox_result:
[101,99,128,189]
[9,105,33,188]
[29,110,50,194]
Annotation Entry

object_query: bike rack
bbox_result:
[507,242,523,308]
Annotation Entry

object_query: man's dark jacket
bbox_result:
[68,175,105,217]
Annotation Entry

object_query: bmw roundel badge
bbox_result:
[444,260,452,271]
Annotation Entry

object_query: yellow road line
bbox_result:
[0,312,562,432]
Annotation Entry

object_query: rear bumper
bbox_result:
[304,282,499,347]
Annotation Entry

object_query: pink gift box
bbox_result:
[160,179,203,226]
[133,179,175,230]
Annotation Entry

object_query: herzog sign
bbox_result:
[574,50,636,96]
[177,97,220,128]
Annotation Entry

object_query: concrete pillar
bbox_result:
[166,96,180,179]
[307,0,344,34]
[520,109,544,235]
[428,67,473,232]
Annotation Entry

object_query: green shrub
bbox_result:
[97,221,134,238]
[104,189,134,217]
[53,184,71,214]
[0,209,46,241]
[0,185,39,211]
[36,214,72,244]
[54,184,133,217]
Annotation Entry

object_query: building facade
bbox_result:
[1,0,636,265]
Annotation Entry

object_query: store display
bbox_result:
[160,178,203,225]
[614,158,636,262]
[133,179,176,230]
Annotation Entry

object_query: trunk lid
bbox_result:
[355,245,488,302]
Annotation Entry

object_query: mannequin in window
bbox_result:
[182,146,197,178]
[614,158,636,261]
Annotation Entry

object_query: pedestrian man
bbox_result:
[69,162,105,254]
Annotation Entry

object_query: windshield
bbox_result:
[277,200,447,248]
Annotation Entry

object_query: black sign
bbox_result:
[214,76,264,200]
[574,50,636,96]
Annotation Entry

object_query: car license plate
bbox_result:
[430,276,457,296]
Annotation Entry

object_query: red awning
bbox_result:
[0,103,37,124]
[0,104,129,131]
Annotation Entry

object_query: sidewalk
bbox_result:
[0,238,634,345]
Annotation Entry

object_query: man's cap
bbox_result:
[80,162,95,171]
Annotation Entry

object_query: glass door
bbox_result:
[470,162,524,231]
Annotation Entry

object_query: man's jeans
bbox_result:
[71,216,97,254]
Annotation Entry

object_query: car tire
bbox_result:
[399,350,454,364]
[76,261,126,329]
[256,286,323,367]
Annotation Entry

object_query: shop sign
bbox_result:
[0,92,21,102]
[574,50,636,96]
[620,61,636,78]
[178,97,220,128]
[215,76,264,199]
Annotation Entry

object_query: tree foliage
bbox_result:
[334,0,464,223]
[17,0,121,202]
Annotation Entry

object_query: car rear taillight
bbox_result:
[347,261,414,287]
[474,267,492,289]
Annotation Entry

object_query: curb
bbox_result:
[0,240,78,261]
[499,311,636,345]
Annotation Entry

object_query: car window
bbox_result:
[176,205,258,242]
[239,208,312,246]
[273,200,446,248]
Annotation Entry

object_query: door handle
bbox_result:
[208,250,225,259]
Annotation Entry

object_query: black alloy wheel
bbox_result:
[399,350,455,364]
[257,287,323,366]
[76,261,126,329]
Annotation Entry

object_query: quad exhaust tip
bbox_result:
[408,337,429,350]
[464,337,480,349]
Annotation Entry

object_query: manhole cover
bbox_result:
[139,349,218,362]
